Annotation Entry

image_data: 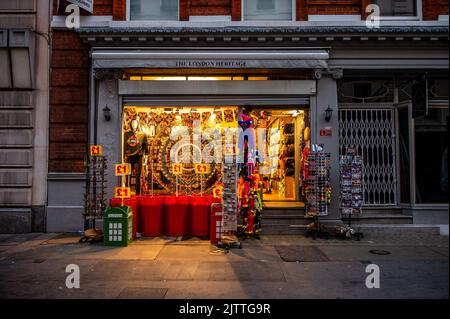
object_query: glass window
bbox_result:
[244,0,293,21]
[373,0,416,16]
[130,0,178,21]
[414,107,449,203]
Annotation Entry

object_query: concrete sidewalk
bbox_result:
[0,233,448,299]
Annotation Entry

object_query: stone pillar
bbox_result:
[94,70,122,202]
[312,69,342,224]
[32,0,50,231]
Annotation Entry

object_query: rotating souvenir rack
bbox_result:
[83,156,107,231]
[303,145,331,239]
[304,146,331,217]
[337,148,364,239]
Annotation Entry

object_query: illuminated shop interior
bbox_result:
[121,106,311,202]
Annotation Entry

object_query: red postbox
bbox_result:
[210,202,223,245]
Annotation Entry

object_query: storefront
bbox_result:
[87,47,342,236]
[44,23,448,234]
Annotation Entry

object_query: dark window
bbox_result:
[415,107,449,203]
[373,0,416,16]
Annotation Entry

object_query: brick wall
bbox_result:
[53,0,113,16]
[49,31,89,173]
[307,0,360,15]
[54,0,446,21]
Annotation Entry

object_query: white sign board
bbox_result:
[67,0,94,13]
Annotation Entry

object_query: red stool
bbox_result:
[210,202,223,244]
[164,196,190,237]
[189,196,214,237]
[138,196,164,237]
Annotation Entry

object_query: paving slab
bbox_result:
[319,245,448,262]
[116,287,168,299]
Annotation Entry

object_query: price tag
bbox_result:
[213,185,223,198]
[195,163,210,174]
[172,163,183,175]
[90,145,102,156]
[224,144,236,156]
[115,163,131,176]
[114,187,131,199]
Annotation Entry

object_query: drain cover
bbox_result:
[369,249,391,255]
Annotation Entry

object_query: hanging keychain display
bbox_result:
[337,147,364,240]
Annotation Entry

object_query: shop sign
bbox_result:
[114,187,131,199]
[172,163,183,174]
[213,185,223,198]
[175,61,247,68]
[194,163,211,174]
[115,164,131,176]
[90,145,102,156]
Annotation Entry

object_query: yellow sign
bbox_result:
[172,163,183,175]
[195,163,210,174]
[90,145,102,157]
[213,185,223,198]
[224,144,236,156]
[115,164,131,176]
[114,187,131,199]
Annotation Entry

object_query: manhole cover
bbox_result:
[369,249,391,255]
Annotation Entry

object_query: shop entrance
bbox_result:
[121,106,310,203]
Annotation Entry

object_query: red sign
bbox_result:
[320,129,332,137]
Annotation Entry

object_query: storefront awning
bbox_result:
[91,49,329,69]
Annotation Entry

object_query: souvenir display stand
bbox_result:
[303,145,331,239]
[80,156,107,243]
[337,149,364,240]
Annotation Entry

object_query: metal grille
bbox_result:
[339,105,397,206]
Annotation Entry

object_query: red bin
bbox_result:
[164,196,190,237]
[190,196,214,237]
[138,196,164,237]
[109,197,138,240]
[210,202,223,244]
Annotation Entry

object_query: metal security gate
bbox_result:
[339,105,398,206]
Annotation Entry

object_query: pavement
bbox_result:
[0,232,448,299]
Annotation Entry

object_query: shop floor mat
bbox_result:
[275,245,329,262]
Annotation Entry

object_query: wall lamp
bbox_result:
[103,105,111,121]
[325,106,334,122]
